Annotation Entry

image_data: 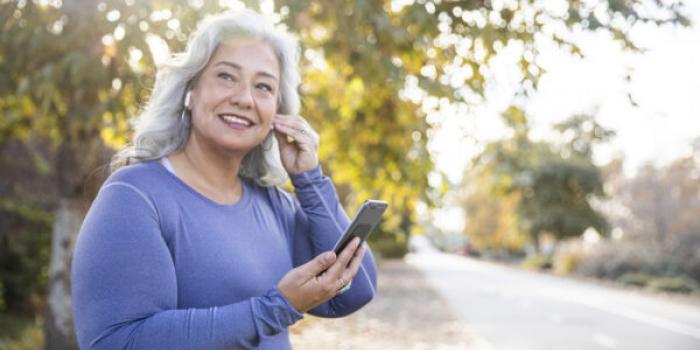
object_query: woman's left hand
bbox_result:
[272,114,320,174]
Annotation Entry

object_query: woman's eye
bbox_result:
[256,83,273,93]
[218,73,236,81]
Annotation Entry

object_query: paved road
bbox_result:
[406,237,700,350]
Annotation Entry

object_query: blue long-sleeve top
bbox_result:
[71,160,378,349]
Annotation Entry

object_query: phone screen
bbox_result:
[333,200,388,255]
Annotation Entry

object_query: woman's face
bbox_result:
[188,37,280,155]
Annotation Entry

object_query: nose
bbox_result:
[229,82,254,109]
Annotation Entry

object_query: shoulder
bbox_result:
[97,161,170,211]
[106,160,164,187]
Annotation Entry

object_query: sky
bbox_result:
[428,1,700,233]
[429,1,700,187]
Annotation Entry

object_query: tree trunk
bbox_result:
[531,233,541,256]
[44,198,82,350]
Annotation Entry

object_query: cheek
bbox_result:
[191,88,224,120]
[255,97,278,123]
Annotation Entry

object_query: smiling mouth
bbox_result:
[219,114,253,127]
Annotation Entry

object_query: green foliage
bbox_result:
[520,255,552,270]
[648,276,700,294]
[0,0,227,196]
[462,174,527,252]
[368,233,409,259]
[464,111,610,252]
[617,274,700,295]
[618,273,653,287]
[518,155,609,242]
[0,225,51,313]
[273,0,684,254]
[0,139,55,314]
[278,1,437,251]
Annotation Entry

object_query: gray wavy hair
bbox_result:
[110,10,300,186]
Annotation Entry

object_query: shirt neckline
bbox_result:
[153,158,252,210]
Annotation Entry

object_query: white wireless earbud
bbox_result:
[184,91,192,108]
[180,91,192,123]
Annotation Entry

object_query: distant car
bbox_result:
[456,244,481,258]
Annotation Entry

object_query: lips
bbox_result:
[218,113,254,128]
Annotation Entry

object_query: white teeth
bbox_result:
[220,115,251,126]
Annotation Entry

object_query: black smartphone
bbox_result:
[333,200,388,255]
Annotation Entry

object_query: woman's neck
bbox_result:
[169,134,246,205]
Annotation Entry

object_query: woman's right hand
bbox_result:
[277,237,366,313]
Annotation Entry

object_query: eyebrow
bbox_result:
[213,61,279,82]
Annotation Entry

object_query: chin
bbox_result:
[216,140,263,155]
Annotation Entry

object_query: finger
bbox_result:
[273,122,310,144]
[298,251,336,280]
[274,113,309,126]
[339,243,366,282]
[274,115,318,140]
[274,114,305,129]
[321,237,361,282]
[273,125,294,144]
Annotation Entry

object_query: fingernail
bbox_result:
[324,252,336,264]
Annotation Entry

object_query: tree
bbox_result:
[273,0,688,253]
[464,109,610,253]
[460,170,526,253]
[521,114,612,248]
[1,1,223,347]
[603,148,700,246]
[585,147,700,284]
[518,151,609,250]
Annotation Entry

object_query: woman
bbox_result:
[71,10,377,349]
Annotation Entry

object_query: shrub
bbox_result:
[0,314,44,350]
[576,237,700,295]
[369,236,408,259]
[0,223,51,314]
[617,273,653,287]
[521,255,552,270]
[553,248,585,274]
[576,240,673,280]
[648,276,700,294]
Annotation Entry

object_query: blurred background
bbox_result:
[1,0,699,349]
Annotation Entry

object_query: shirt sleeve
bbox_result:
[287,166,378,318]
[71,182,303,350]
